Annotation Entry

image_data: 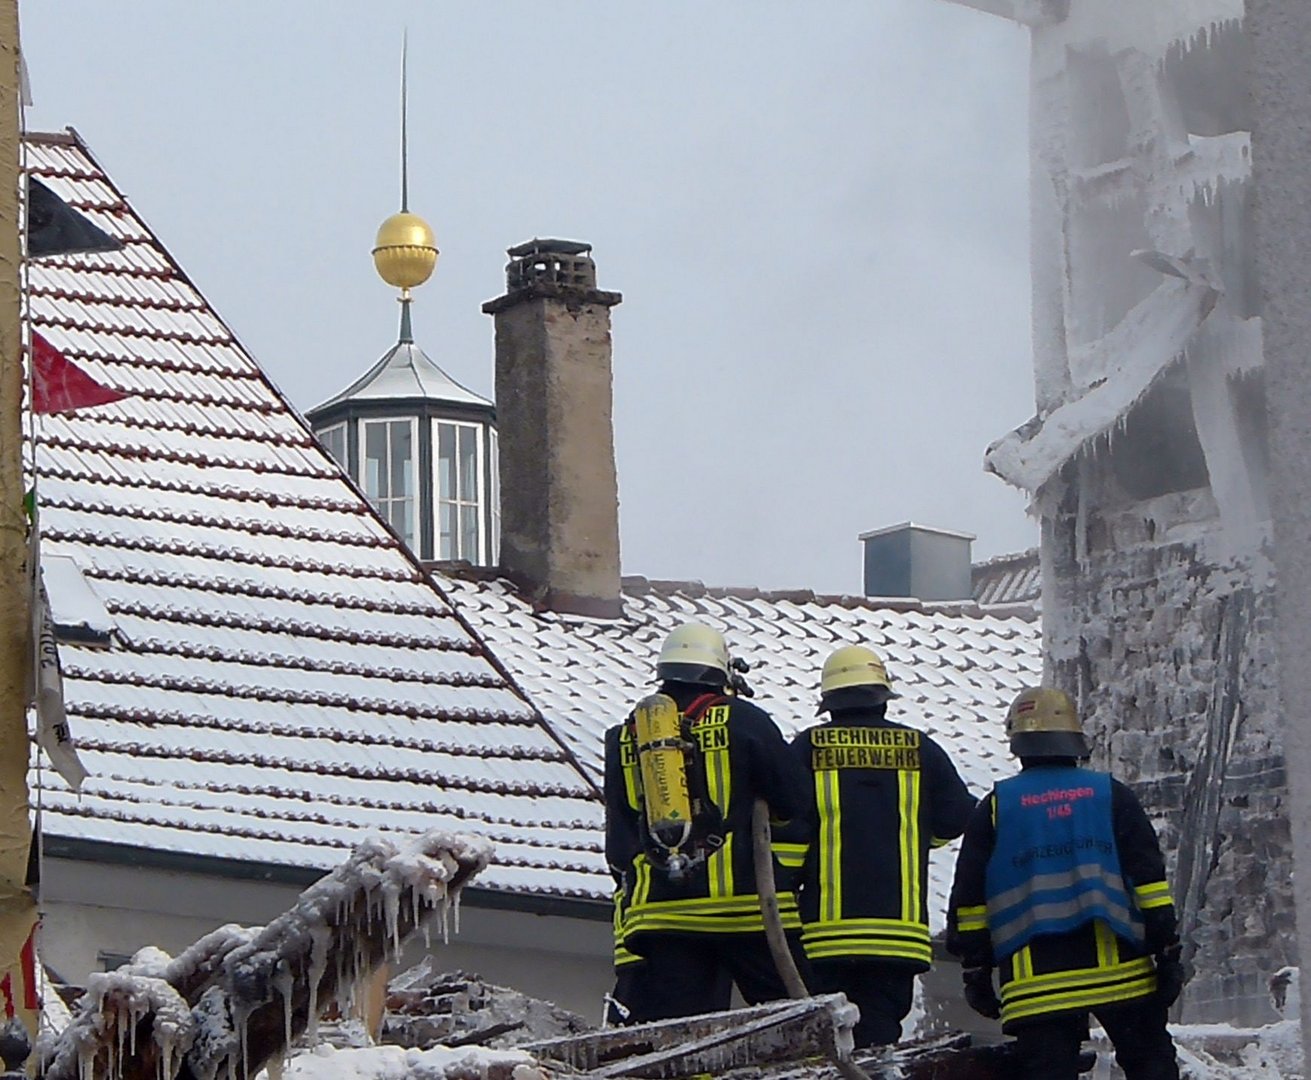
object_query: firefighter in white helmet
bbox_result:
[603,621,810,1022]
[789,644,976,1047]
[947,687,1181,1078]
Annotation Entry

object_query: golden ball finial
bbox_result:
[373,211,438,290]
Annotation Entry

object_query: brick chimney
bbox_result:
[482,239,623,617]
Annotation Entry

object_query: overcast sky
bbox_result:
[20,2,1034,595]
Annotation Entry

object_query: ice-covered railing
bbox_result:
[41,830,493,1080]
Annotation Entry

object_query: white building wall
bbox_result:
[40,858,614,1022]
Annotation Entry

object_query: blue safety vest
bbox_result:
[985,766,1144,960]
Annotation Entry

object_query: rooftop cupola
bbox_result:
[307,41,498,566]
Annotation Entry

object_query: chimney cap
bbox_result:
[507,237,592,258]
[858,521,977,543]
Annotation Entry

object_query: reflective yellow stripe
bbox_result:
[1018,944,1033,981]
[613,888,627,941]
[1000,957,1157,1023]
[704,712,732,897]
[818,768,842,923]
[627,911,794,934]
[772,841,808,869]
[628,893,801,915]
[899,770,921,921]
[710,833,733,897]
[805,940,932,963]
[625,892,802,935]
[1134,881,1174,910]
[801,921,930,943]
[1094,918,1116,969]
[633,856,651,907]
[800,918,932,964]
[621,728,641,810]
[956,905,989,933]
[797,917,933,959]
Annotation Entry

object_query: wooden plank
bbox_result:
[526,996,855,1078]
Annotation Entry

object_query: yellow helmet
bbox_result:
[818,645,897,712]
[656,622,730,687]
[1006,687,1089,758]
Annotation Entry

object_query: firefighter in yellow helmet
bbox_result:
[789,645,976,1047]
[947,688,1181,1079]
[603,621,810,1022]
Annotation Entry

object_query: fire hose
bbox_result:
[752,798,875,1080]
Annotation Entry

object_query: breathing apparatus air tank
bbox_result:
[633,692,695,878]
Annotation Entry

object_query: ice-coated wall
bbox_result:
[1250,0,1311,1052]
[942,0,1284,1023]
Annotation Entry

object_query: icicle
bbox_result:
[273,961,294,1063]
[306,923,331,1043]
[116,998,128,1079]
[385,883,402,959]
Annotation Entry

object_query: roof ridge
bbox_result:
[619,574,1035,619]
[971,547,1040,569]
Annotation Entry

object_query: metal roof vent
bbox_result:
[860,522,976,602]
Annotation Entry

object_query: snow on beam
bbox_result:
[938,0,1069,28]
[985,279,1220,493]
[42,830,493,1080]
[524,995,859,1077]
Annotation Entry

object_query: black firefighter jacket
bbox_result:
[946,762,1178,1030]
[604,687,810,952]
[789,707,977,971]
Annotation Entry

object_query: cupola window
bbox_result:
[363,417,417,549]
[436,420,484,561]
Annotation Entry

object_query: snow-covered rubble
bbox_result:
[41,830,492,1080]
[382,959,589,1050]
[276,1044,545,1080]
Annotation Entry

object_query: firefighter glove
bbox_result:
[1154,944,1185,1007]
[962,966,1001,1019]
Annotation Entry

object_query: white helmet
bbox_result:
[656,622,730,687]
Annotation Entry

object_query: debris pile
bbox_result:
[39,830,491,1080]
[382,959,590,1050]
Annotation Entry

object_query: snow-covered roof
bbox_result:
[442,571,1043,922]
[971,548,1042,608]
[20,129,1043,921]
[24,130,602,901]
[309,340,492,415]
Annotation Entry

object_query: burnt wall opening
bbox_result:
[1110,370,1212,501]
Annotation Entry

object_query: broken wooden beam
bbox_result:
[524,995,858,1078]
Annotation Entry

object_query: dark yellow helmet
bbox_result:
[818,644,898,712]
[1006,687,1089,758]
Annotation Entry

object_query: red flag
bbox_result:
[31,331,126,415]
[19,924,36,1011]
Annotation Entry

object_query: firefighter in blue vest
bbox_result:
[947,687,1182,1079]
[790,645,977,1047]
[603,621,811,1022]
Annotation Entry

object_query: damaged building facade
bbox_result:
[938,0,1283,1023]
